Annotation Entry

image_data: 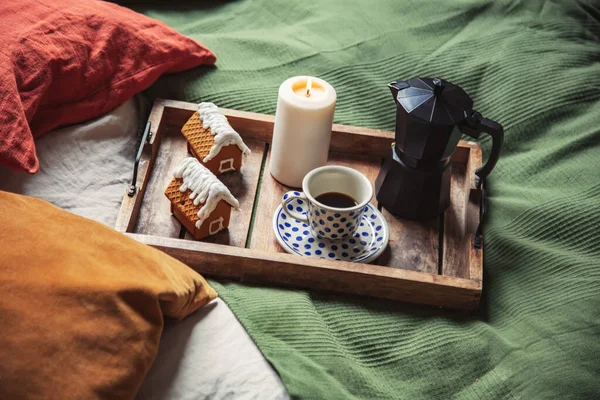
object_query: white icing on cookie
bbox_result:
[174,157,240,229]
[198,102,251,163]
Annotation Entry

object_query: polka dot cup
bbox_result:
[281,165,373,240]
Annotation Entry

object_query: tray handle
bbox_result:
[128,121,153,197]
[474,178,486,249]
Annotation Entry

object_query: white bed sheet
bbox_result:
[0,98,288,400]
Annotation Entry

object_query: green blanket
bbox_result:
[131,0,600,398]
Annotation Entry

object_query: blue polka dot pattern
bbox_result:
[302,198,366,240]
[281,192,309,221]
[274,201,388,263]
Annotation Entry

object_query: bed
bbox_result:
[3,0,599,398]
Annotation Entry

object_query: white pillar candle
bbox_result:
[270,76,336,187]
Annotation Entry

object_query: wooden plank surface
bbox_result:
[135,128,189,238]
[128,233,482,311]
[250,150,439,273]
[376,213,439,274]
[246,150,283,253]
[131,106,265,246]
[441,164,468,278]
[183,140,266,247]
[115,104,164,233]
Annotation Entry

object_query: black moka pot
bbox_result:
[375,77,504,220]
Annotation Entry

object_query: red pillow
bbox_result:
[0,0,216,174]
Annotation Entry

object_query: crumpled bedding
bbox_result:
[0,97,288,400]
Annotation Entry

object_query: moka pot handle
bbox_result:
[460,110,504,188]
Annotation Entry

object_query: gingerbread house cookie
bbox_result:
[181,102,251,175]
[164,157,240,240]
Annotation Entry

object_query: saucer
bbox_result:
[272,203,389,263]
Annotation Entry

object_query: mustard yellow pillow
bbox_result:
[0,191,217,399]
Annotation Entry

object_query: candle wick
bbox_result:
[306,88,311,97]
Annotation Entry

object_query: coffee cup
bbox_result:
[281,165,373,240]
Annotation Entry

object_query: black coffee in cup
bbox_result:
[314,192,358,208]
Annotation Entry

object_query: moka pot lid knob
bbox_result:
[389,77,474,126]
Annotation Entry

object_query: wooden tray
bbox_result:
[116,99,483,311]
